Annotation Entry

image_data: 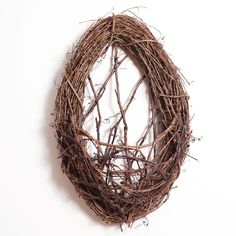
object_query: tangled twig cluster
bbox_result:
[54,14,190,226]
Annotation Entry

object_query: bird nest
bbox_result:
[54,14,190,226]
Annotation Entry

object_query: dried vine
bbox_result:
[54,14,190,226]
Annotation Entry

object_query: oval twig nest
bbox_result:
[54,14,190,226]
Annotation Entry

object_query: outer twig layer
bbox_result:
[54,14,190,226]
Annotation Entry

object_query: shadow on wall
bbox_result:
[43,57,110,227]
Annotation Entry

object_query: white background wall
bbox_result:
[0,0,236,235]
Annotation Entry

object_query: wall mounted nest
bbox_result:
[54,14,190,227]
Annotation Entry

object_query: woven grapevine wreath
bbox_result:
[54,14,190,226]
